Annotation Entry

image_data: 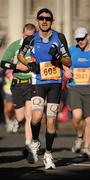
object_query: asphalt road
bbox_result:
[0,120,90,180]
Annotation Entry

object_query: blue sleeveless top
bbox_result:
[31,31,63,85]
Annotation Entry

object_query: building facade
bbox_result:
[0,0,90,47]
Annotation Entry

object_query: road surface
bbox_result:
[0,120,90,179]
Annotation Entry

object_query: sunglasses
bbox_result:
[76,36,87,42]
[37,16,52,21]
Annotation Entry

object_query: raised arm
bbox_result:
[17,35,34,66]
[51,33,71,68]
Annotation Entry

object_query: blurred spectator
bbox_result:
[0,35,6,48]
[3,69,18,132]
[0,66,4,122]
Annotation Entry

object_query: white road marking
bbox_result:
[72,163,90,167]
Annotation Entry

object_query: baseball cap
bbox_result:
[37,8,53,21]
[74,27,88,39]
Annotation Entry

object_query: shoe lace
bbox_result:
[44,153,54,164]
[31,141,39,153]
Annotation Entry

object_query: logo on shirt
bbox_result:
[78,58,89,62]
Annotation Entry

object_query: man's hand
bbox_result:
[51,53,71,68]
[27,62,40,74]
[63,65,73,79]
[59,56,71,67]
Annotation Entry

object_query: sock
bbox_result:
[45,131,56,152]
[25,140,31,146]
[31,122,41,140]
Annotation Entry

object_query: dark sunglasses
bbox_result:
[37,16,52,21]
[76,36,87,42]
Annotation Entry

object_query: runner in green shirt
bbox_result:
[1,23,40,160]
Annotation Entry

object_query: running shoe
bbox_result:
[43,152,56,170]
[27,140,40,164]
[72,137,83,153]
[80,148,90,158]
[12,119,19,133]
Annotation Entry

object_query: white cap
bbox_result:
[74,27,88,39]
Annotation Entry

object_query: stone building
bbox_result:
[0,0,90,47]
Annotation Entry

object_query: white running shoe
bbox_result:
[72,137,83,153]
[12,119,19,133]
[6,119,14,133]
[80,148,90,158]
[27,140,40,164]
[6,119,19,133]
[43,152,56,170]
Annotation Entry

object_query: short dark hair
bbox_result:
[23,23,36,33]
[37,8,53,21]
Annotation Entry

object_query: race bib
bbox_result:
[73,68,90,85]
[40,61,61,80]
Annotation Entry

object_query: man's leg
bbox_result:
[72,109,84,153]
[43,103,58,170]
[27,96,44,163]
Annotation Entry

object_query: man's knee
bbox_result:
[47,103,59,118]
[31,96,44,111]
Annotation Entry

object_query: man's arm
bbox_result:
[0,60,29,72]
[58,33,71,67]
[0,60,17,70]
[51,33,71,68]
[58,33,71,57]
[17,35,40,74]
[17,35,34,66]
[0,39,30,73]
[0,41,17,70]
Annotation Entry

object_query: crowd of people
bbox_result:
[0,7,90,170]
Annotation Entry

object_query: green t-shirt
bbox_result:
[2,39,32,79]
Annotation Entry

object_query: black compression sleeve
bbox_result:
[19,35,34,54]
[0,61,16,70]
[58,33,71,57]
